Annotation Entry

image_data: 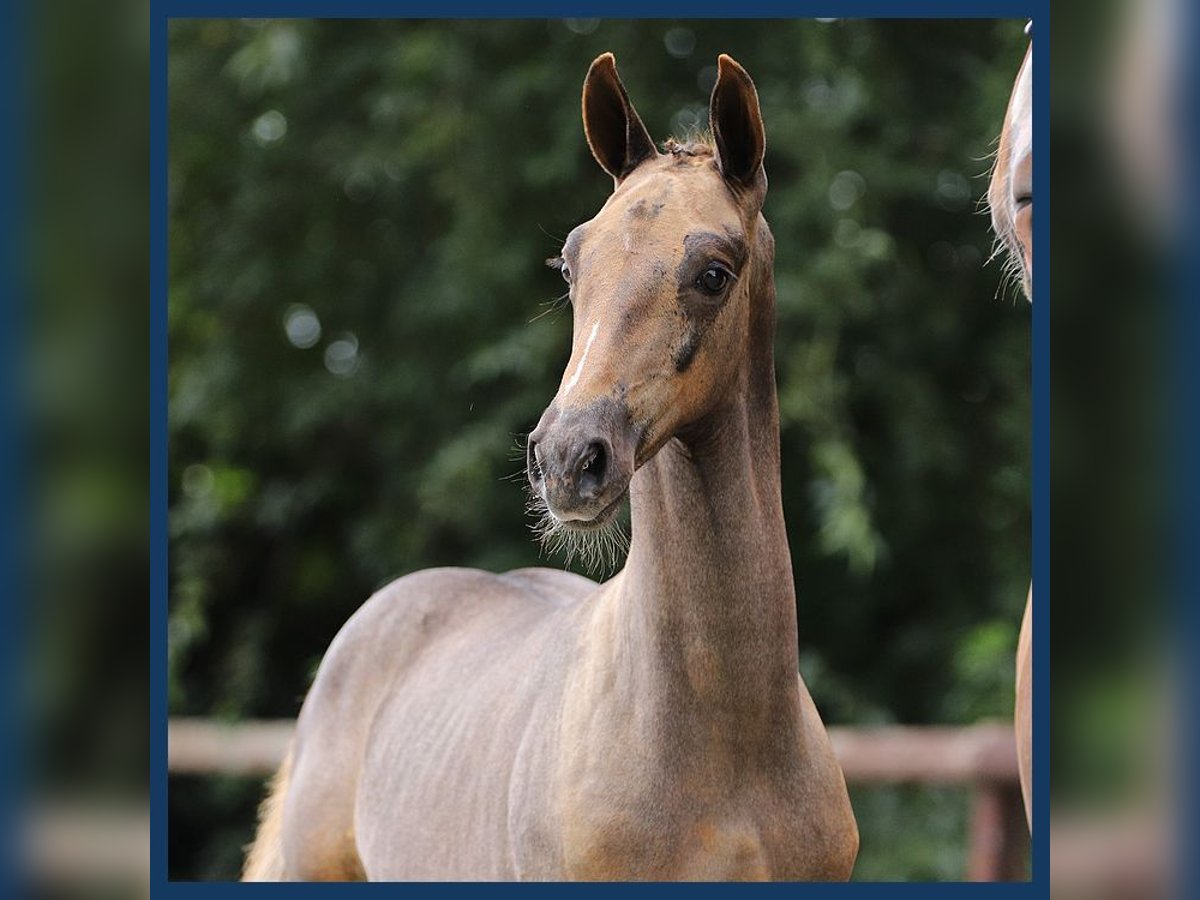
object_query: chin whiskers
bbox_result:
[523,483,629,578]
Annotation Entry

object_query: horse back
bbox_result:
[282,566,595,880]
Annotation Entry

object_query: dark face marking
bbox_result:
[679,230,748,281]
[626,198,665,220]
[671,230,747,372]
[674,328,704,373]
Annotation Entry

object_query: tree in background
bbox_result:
[167,19,1029,880]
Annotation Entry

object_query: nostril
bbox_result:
[526,439,542,482]
[577,441,608,494]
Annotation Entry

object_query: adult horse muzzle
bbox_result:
[527,401,635,527]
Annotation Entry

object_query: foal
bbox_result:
[244,53,858,881]
[989,31,1033,831]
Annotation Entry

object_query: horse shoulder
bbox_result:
[771,676,858,879]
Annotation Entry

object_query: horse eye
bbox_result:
[697,265,730,295]
[1015,194,1032,210]
[561,265,572,283]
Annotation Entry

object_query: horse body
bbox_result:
[246,53,857,882]
[280,567,585,880]
[989,35,1033,831]
[285,560,851,880]
[1014,586,1033,829]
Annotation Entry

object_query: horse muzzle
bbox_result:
[527,401,634,526]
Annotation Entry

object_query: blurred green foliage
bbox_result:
[30,0,148,801]
[167,18,1030,880]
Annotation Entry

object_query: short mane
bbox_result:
[662,134,715,158]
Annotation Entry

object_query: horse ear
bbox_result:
[709,54,766,189]
[582,53,658,184]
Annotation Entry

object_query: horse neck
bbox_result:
[613,227,801,744]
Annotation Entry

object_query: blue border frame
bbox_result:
[152,4,1049,894]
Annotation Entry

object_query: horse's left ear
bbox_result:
[709,54,766,189]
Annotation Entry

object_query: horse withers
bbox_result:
[243,53,858,882]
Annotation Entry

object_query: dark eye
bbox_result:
[561,265,572,283]
[697,265,730,295]
[1015,194,1032,210]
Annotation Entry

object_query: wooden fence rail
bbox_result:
[26,722,1156,890]
[168,717,1027,881]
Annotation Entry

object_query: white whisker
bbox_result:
[521,455,628,578]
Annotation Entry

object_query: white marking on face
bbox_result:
[563,322,600,396]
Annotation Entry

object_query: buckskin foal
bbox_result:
[243,52,858,882]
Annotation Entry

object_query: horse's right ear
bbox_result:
[709,54,766,190]
[582,53,658,185]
